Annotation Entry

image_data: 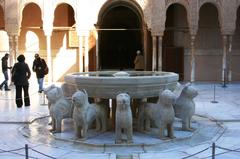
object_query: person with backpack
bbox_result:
[32,53,48,93]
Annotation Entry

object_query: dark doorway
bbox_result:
[99,6,142,70]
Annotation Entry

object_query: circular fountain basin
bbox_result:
[63,71,179,99]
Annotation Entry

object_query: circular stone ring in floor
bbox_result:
[19,115,225,153]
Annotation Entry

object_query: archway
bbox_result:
[19,2,43,84]
[98,4,143,70]
[0,6,8,55]
[195,3,221,81]
[231,7,240,81]
[163,3,189,81]
[0,6,4,29]
[52,3,77,81]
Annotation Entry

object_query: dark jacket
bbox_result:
[1,56,10,72]
[11,62,31,86]
[32,58,47,78]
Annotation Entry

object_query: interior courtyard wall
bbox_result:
[1,0,240,82]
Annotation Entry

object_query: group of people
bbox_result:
[0,53,48,108]
[0,49,143,108]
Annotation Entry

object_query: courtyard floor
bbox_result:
[0,82,240,159]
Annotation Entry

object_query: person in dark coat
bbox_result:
[0,53,12,91]
[32,53,47,93]
[11,54,31,108]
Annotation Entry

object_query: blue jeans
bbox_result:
[37,78,44,91]
[0,71,9,89]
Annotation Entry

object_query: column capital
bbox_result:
[43,26,53,36]
[77,30,90,37]
[151,31,163,37]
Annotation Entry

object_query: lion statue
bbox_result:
[45,86,73,133]
[138,89,176,139]
[72,90,108,139]
[115,93,133,144]
[173,83,198,131]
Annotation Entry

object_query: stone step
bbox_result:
[116,154,132,159]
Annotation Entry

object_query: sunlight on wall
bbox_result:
[53,33,76,81]
[25,31,39,51]
[0,31,9,52]
[0,31,9,82]
[22,31,40,86]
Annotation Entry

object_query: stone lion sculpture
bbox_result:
[44,84,57,110]
[72,90,108,139]
[115,93,133,144]
[138,89,176,139]
[45,86,73,133]
[173,83,198,131]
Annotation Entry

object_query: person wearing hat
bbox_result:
[0,53,12,91]
[11,54,31,108]
[32,53,48,93]
[134,50,144,71]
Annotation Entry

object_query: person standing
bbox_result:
[11,55,31,108]
[134,50,144,71]
[32,53,47,93]
[0,53,12,91]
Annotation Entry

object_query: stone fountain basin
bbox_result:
[64,71,179,99]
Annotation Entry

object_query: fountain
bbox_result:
[19,71,224,158]
[63,71,179,99]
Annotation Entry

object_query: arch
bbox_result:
[165,0,190,27]
[21,3,42,28]
[195,2,222,81]
[98,0,144,26]
[199,1,222,27]
[97,0,145,70]
[0,5,4,29]
[53,1,77,24]
[163,3,189,81]
[53,3,75,27]
[231,6,240,81]
[20,2,42,30]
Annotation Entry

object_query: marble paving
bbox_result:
[0,83,240,159]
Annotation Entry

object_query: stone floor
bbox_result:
[0,82,240,159]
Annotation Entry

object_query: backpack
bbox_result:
[42,59,49,75]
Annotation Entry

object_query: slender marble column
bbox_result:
[14,35,18,58]
[78,36,83,72]
[222,35,227,84]
[158,36,163,71]
[84,36,89,72]
[8,35,15,66]
[96,32,99,71]
[46,35,52,83]
[152,36,157,71]
[190,35,196,82]
[228,35,232,82]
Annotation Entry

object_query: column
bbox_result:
[228,35,232,82]
[14,35,19,59]
[157,36,163,71]
[78,36,83,72]
[222,35,227,84]
[46,35,52,83]
[84,36,89,72]
[96,32,99,70]
[8,35,15,66]
[152,36,157,71]
[190,35,196,82]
